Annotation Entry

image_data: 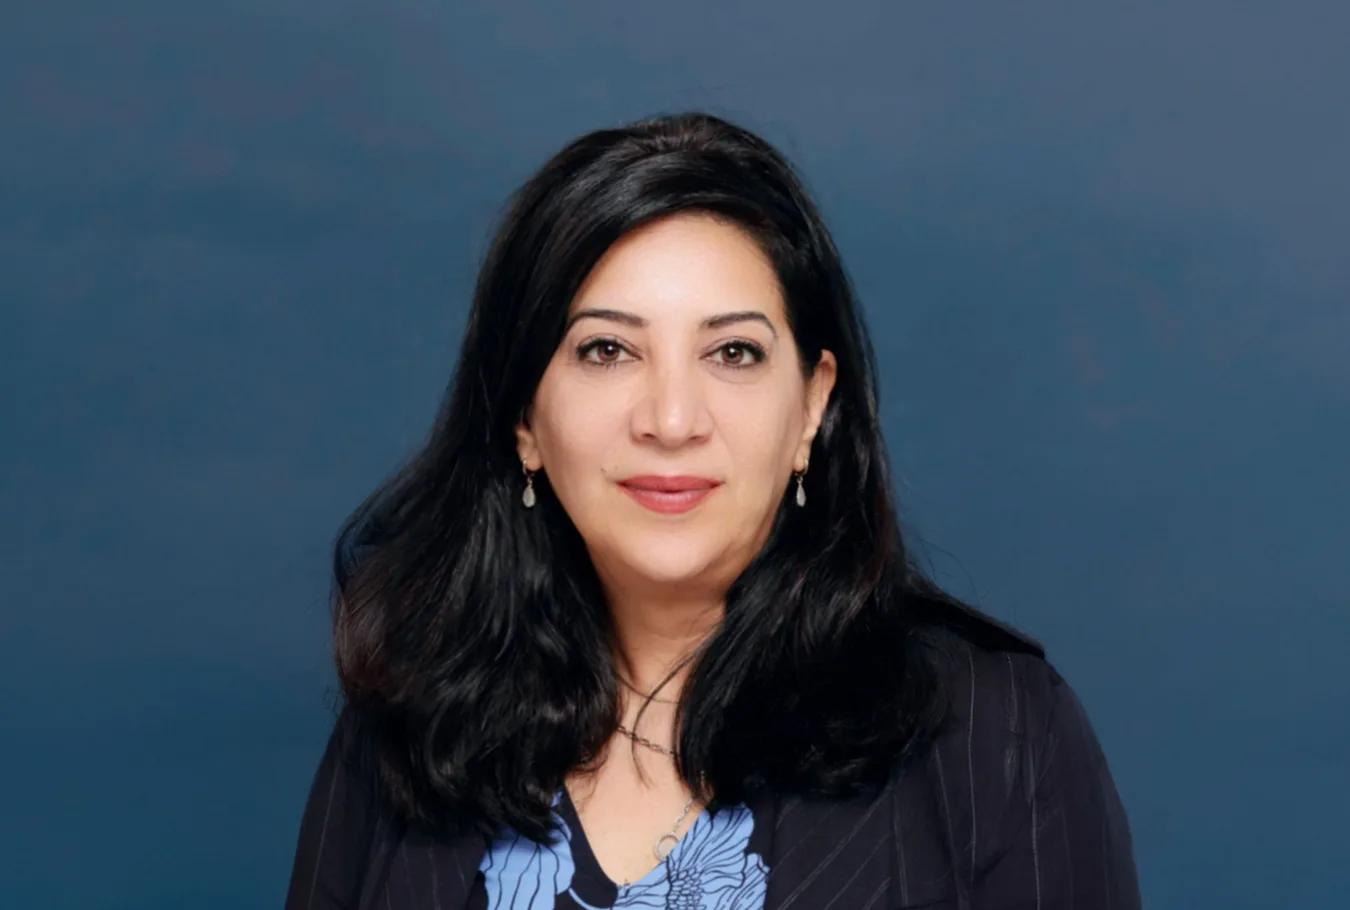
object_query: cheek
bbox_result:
[532,380,623,486]
[714,393,803,479]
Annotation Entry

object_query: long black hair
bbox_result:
[331,111,1039,841]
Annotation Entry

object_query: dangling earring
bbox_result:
[521,461,537,509]
[793,460,808,507]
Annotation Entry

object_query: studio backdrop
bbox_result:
[2,2,1346,907]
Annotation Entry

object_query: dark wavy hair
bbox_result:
[331,111,1038,842]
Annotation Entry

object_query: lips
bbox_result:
[617,475,721,514]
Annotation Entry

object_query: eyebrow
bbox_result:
[564,308,779,338]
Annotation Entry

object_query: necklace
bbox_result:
[653,788,698,862]
[615,722,678,759]
[604,721,705,883]
[616,776,707,886]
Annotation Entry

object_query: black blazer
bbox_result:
[284,624,1140,909]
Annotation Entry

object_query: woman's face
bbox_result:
[516,213,836,600]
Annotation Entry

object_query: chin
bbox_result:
[611,535,726,588]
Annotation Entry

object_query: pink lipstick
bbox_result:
[617,475,721,514]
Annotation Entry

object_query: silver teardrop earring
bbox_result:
[794,461,808,507]
[521,462,537,508]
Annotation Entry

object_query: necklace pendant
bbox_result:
[654,833,680,861]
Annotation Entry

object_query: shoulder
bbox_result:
[894,606,1140,903]
[915,601,1088,792]
[285,705,393,908]
[925,612,1062,749]
[893,605,1121,881]
[902,593,1061,746]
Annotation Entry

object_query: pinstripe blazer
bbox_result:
[285,622,1140,909]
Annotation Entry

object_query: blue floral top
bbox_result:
[468,788,769,910]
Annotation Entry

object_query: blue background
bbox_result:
[3,2,1347,906]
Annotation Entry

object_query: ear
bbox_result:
[795,349,837,472]
[515,417,542,471]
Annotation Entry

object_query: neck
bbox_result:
[605,585,724,698]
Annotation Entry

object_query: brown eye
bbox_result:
[709,340,765,368]
[577,337,633,367]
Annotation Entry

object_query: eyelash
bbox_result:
[575,337,767,370]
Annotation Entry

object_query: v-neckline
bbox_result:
[557,785,707,892]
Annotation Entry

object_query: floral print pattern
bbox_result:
[478,797,576,910]
[479,796,767,909]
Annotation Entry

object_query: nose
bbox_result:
[630,360,713,449]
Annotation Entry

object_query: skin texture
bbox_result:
[513,212,837,884]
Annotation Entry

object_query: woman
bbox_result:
[285,112,1139,910]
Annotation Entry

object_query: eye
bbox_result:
[707,340,766,368]
[576,337,634,367]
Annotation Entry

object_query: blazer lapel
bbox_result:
[358,815,488,910]
[761,783,897,910]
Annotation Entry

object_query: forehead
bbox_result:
[570,213,785,321]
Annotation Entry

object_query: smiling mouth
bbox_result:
[617,475,721,514]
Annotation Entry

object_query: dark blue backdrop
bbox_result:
[3,2,1347,907]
